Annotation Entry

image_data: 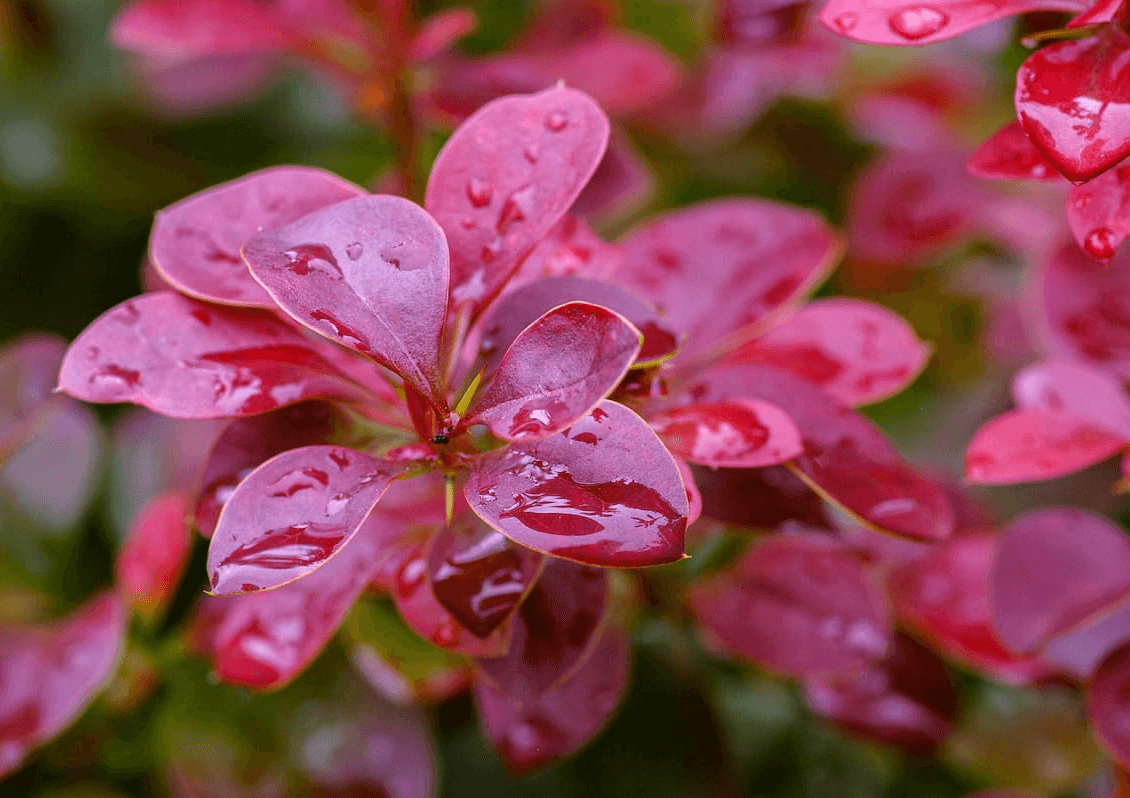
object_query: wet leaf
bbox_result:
[1011,359,1130,439]
[968,121,1062,182]
[1067,163,1130,263]
[650,399,802,469]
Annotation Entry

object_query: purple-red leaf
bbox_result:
[1088,641,1130,768]
[206,445,398,595]
[968,121,1062,182]
[1067,163,1130,263]
[0,333,66,458]
[112,0,296,58]
[690,534,892,678]
[0,591,127,778]
[59,292,366,418]
[965,409,1125,484]
[465,401,687,567]
[728,298,931,406]
[425,85,610,315]
[651,399,802,469]
[693,463,833,530]
[243,194,450,407]
[512,215,622,283]
[1011,360,1130,439]
[617,199,840,362]
[992,508,1130,653]
[150,166,365,307]
[116,491,191,618]
[570,134,653,221]
[1016,26,1130,183]
[464,302,641,442]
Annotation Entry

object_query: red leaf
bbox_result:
[425,85,610,317]
[475,623,629,774]
[149,166,365,307]
[817,0,1083,46]
[0,333,66,457]
[692,463,833,530]
[1011,360,1130,439]
[206,445,398,595]
[1016,26,1130,183]
[1088,641,1130,768]
[965,409,1124,484]
[464,302,641,442]
[690,534,892,679]
[465,401,687,567]
[570,133,653,222]
[617,199,840,362]
[243,194,450,407]
[992,508,1130,653]
[0,592,126,778]
[112,0,296,58]
[1067,163,1130,263]
[510,215,623,282]
[968,121,1062,182]
[59,292,367,418]
[651,399,802,468]
[728,298,931,406]
[116,491,192,618]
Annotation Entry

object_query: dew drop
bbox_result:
[433,619,460,646]
[887,5,949,39]
[545,110,569,131]
[523,142,540,163]
[466,177,493,208]
[345,241,364,261]
[91,364,142,389]
[1084,227,1117,261]
[395,555,426,597]
[481,238,503,263]
[497,185,535,235]
[460,217,476,230]
[283,244,343,279]
[833,11,858,31]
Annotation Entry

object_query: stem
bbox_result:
[386,70,423,203]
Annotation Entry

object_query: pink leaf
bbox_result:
[1016,26,1130,183]
[116,491,192,618]
[150,166,365,307]
[570,133,653,222]
[617,199,840,362]
[968,121,1062,181]
[965,409,1124,484]
[465,401,687,567]
[650,399,802,468]
[0,333,66,457]
[1011,360,1130,439]
[475,623,629,774]
[243,194,450,407]
[1088,641,1130,768]
[992,508,1130,653]
[690,534,892,678]
[728,298,931,406]
[424,85,610,316]
[206,445,399,595]
[510,215,623,282]
[59,292,367,418]
[1042,602,1130,679]
[1067,163,1130,263]
[409,6,477,62]
[464,302,641,442]
[0,592,127,778]
[112,0,296,58]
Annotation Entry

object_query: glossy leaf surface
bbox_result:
[424,85,610,315]
[967,121,1061,181]
[965,409,1124,484]
[465,401,687,567]
[465,302,641,441]
[149,166,365,307]
[1067,163,1130,262]
[59,292,365,418]
[1011,360,1130,439]
[207,445,398,595]
[116,491,191,618]
[243,194,450,406]
[650,399,802,468]
[728,298,931,406]
[1016,27,1130,183]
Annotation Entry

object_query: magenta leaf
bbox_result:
[427,511,546,638]
[243,194,450,407]
[112,0,296,58]
[475,558,607,704]
[1088,641,1130,768]
[616,198,840,362]
[965,409,1124,484]
[570,133,653,222]
[116,491,192,618]
[992,508,1130,654]
[1042,602,1130,679]
[59,292,367,418]
[693,463,833,530]
[475,623,629,774]
[194,401,344,538]
[409,6,478,61]
[650,399,802,468]
[728,298,931,406]
[968,121,1061,182]
[817,0,1084,46]
[690,534,892,678]
[0,591,127,778]
[512,215,623,283]
[803,633,956,755]
[149,166,365,307]
[464,302,641,442]
[465,401,687,567]
[1016,26,1130,183]
[424,85,610,315]
[206,445,399,595]
[1067,163,1130,262]
[0,333,66,458]
[1011,360,1130,439]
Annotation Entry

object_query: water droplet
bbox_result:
[283,244,342,279]
[545,110,569,131]
[85,346,99,359]
[497,185,535,235]
[91,364,142,389]
[326,494,348,515]
[523,142,540,163]
[481,238,503,263]
[460,217,476,230]
[310,309,369,351]
[395,555,426,597]
[114,303,140,325]
[833,12,858,31]
[433,619,460,646]
[1084,227,1117,261]
[887,5,948,39]
[345,241,364,261]
[466,177,493,208]
[379,239,429,271]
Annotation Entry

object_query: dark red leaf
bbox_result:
[149,166,365,307]
[650,399,802,468]
[693,463,833,530]
[243,194,450,407]
[1016,26,1130,183]
[475,623,629,774]
[116,491,192,618]
[0,333,66,458]
[206,445,399,595]
[465,401,687,567]
[59,292,367,418]
[1067,163,1130,263]
[112,0,296,58]
[968,121,1062,182]
[0,591,126,778]
[690,534,892,678]
[510,215,623,282]
[1088,641,1130,768]
[425,85,610,317]
[1011,360,1130,439]
[965,409,1124,484]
